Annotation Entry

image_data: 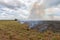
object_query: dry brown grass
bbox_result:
[0,20,60,40]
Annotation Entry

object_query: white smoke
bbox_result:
[28,0,60,21]
[18,0,60,31]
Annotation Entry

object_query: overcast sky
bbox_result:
[0,0,60,20]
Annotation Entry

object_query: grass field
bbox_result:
[0,20,60,40]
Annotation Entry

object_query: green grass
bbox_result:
[0,20,60,40]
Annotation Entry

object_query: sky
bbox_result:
[0,0,36,20]
[0,0,60,20]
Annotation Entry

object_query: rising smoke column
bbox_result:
[19,0,60,32]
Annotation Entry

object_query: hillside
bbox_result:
[0,20,60,40]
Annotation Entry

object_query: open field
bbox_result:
[0,20,60,40]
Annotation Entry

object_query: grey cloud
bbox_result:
[44,0,60,8]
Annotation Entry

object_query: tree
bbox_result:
[15,19,17,21]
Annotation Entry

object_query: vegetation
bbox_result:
[0,20,60,40]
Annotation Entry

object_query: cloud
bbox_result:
[0,0,60,20]
[0,0,31,20]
